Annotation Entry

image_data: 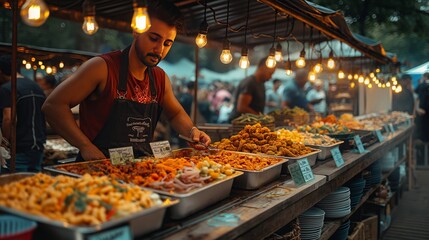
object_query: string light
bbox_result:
[31,57,36,62]
[376,68,381,73]
[59,61,64,68]
[38,61,43,65]
[392,85,397,91]
[239,0,251,69]
[275,43,283,62]
[354,74,359,80]
[395,85,402,93]
[308,71,316,82]
[350,82,355,88]
[368,83,373,88]
[20,0,50,27]
[195,1,208,48]
[220,0,232,64]
[364,78,370,85]
[82,0,99,35]
[348,74,353,80]
[338,70,345,79]
[46,66,53,74]
[131,0,151,33]
[378,83,382,88]
[358,75,364,83]
[22,60,27,65]
[393,81,398,86]
[327,50,335,69]
[313,63,323,73]
[386,81,391,87]
[296,49,306,68]
[369,72,375,78]
[25,63,31,69]
[40,65,45,70]
[285,58,293,76]
[266,47,277,68]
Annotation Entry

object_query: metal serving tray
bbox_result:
[286,148,321,166]
[44,159,243,220]
[0,173,178,240]
[306,141,344,160]
[170,149,288,190]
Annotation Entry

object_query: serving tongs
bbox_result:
[178,134,217,151]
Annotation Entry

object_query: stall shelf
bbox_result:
[142,125,413,240]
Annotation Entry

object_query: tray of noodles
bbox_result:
[44,157,242,219]
[0,173,177,239]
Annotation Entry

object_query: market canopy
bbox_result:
[7,0,392,64]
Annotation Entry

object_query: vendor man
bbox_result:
[42,1,210,161]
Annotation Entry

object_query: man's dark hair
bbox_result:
[148,0,184,32]
[0,55,12,76]
[273,79,281,84]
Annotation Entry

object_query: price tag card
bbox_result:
[149,140,172,158]
[384,125,390,134]
[353,135,366,154]
[375,130,384,142]
[87,225,131,240]
[288,158,314,186]
[108,146,134,165]
[330,147,344,167]
[388,124,395,133]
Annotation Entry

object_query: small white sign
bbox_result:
[108,146,134,165]
[150,140,172,158]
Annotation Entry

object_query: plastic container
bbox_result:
[0,215,37,240]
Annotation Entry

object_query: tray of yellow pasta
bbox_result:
[0,173,178,240]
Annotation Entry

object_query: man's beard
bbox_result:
[135,43,161,67]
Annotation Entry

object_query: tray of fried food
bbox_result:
[0,173,176,239]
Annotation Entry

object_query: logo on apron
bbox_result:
[127,117,152,143]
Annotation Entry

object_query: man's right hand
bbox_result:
[80,144,106,160]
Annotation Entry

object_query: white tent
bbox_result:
[405,60,429,87]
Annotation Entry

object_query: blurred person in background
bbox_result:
[217,97,233,124]
[392,74,415,115]
[0,55,46,172]
[265,79,282,114]
[306,79,327,116]
[282,69,312,111]
[229,57,276,121]
[36,75,58,97]
[415,72,429,142]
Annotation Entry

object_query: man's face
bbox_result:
[133,18,177,67]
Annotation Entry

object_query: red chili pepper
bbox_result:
[106,209,116,220]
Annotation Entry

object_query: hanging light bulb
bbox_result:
[382,84,386,88]
[266,47,277,68]
[32,65,37,71]
[31,57,36,62]
[195,20,208,48]
[327,50,335,69]
[358,75,364,83]
[40,65,45,70]
[131,0,151,33]
[22,60,27,65]
[376,68,381,73]
[392,85,397,91]
[393,81,398,86]
[308,71,316,82]
[368,83,373,89]
[369,72,375,78]
[350,82,355,88]
[82,0,99,35]
[364,78,370,85]
[285,59,293,76]
[46,66,53,74]
[20,0,50,27]
[391,76,397,82]
[378,83,382,88]
[239,46,250,69]
[386,81,391,87]
[338,70,345,80]
[354,74,359,80]
[59,61,64,68]
[220,39,233,64]
[396,85,402,93]
[313,63,323,73]
[274,42,283,62]
[296,49,306,68]
[38,61,43,65]
[25,63,31,69]
[348,74,353,80]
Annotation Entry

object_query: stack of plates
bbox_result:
[345,178,366,208]
[316,187,351,218]
[298,207,325,240]
[330,220,351,240]
[388,167,401,192]
[364,161,382,193]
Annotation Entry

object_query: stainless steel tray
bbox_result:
[306,141,344,160]
[0,173,178,240]
[170,149,288,190]
[285,148,321,166]
[44,159,243,220]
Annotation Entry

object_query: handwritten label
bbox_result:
[108,146,134,165]
[330,147,344,167]
[388,124,395,133]
[375,130,384,142]
[87,225,131,240]
[149,140,172,158]
[353,135,366,154]
[288,158,314,186]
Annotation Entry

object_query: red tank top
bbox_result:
[80,50,165,141]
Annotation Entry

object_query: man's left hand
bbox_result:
[190,128,211,147]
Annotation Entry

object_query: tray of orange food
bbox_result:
[170,148,288,190]
[0,173,177,239]
[44,157,242,219]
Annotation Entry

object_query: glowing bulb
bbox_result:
[266,55,276,68]
[59,61,64,68]
[358,76,364,83]
[82,16,99,35]
[392,85,397,91]
[327,58,335,69]
[354,74,359,80]
[286,69,293,76]
[350,82,355,88]
[308,71,316,82]
[20,0,50,27]
[348,74,353,80]
[195,20,208,48]
[369,72,375,78]
[378,83,382,87]
[274,43,283,62]
[296,49,306,68]
[40,65,45,70]
[131,6,151,33]
[31,57,35,62]
[376,68,381,73]
[393,81,398,86]
[313,63,323,73]
[386,82,391,87]
[25,63,31,69]
[364,78,370,85]
[22,60,27,65]
[368,83,373,89]
[46,66,52,74]
[396,85,402,93]
[32,65,37,70]
[382,84,386,88]
[338,70,345,79]
[38,61,43,65]
[238,56,250,69]
[285,60,292,76]
[220,39,233,64]
[391,76,397,82]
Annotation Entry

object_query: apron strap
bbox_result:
[118,45,158,100]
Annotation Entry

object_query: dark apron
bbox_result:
[77,46,162,161]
